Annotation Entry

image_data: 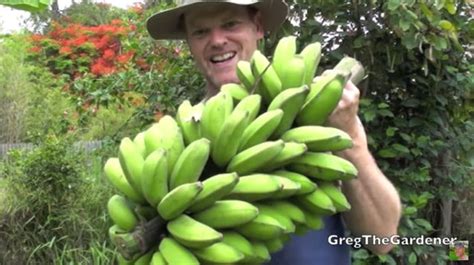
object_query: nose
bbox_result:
[208,28,227,48]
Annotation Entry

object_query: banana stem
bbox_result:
[111,215,167,261]
[333,57,365,85]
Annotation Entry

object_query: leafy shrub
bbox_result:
[0,135,115,264]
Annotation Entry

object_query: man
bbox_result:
[146,0,402,263]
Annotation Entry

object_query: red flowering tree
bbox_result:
[26,1,204,137]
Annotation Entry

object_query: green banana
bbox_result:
[133,250,153,265]
[104,158,145,204]
[264,236,286,253]
[236,212,286,241]
[141,149,168,207]
[191,242,244,264]
[267,200,306,224]
[227,140,285,175]
[281,125,353,152]
[108,224,127,243]
[116,253,133,265]
[170,138,210,189]
[236,60,256,91]
[176,100,203,145]
[157,182,203,220]
[289,152,358,181]
[300,208,325,230]
[201,91,234,143]
[212,110,249,167]
[150,251,166,265]
[271,175,302,199]
[280,55,306,90]
[251,50,282,104]
[272,35,297,82]
[296,188,336,216]
[191,200,259,229]
[250,241,271,264]
[221,231,256,263]
[144,115,185,172]
[238,109,283,151]
[132,132,147,158]
[272,169,317,195]
[107,194,138,231]
[255,203,296,233]
[232,94,262,126]
[159,237,200,265]
[319,182,351,212]
[118,137,145,195]
[187,172,239,213]
[296,71,346,126]
[299,41,322,86]
[261,142,307,172]
[226,173,283,201]
[267,85,309,138]
[220,83,249,102]
[167,214,223,249]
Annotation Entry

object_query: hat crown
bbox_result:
[146,0,288,39]
[177,0,257,7]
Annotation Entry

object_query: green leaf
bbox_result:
[403,206,417,215]
[399,19,411,31]
[419,3,433,21]
[444,2,456,14]
[386,127,398,137]
[402,98,420,107]
[408,252,417,264]
[433,37,448,51]
[378,102,390,109]
[352,249,369,259]
[387,0,401,10]
[400,133,412,142]
[393,143,410,154]
[363,109,376,122]
[414,218,433,231]
[439,20,455,32]
[402,33,418,49]
[378,148,397,158]
[379,109,394,117]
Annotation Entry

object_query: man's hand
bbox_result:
[327,80,366,150]
[326,81,402,255]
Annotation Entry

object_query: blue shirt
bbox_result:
[268,214,351,265]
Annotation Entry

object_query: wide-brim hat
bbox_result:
[146,0,289,40]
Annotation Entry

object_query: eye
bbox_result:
[192,28,208,38]
[223,20,240,29]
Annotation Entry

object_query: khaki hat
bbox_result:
[146,0,288,40]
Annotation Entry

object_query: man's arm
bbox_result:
[328,81,402,254]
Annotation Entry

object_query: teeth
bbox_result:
[211,52,235,63]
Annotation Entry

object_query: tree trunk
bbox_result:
[51,0,60,19]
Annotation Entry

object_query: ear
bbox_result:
[252,10,264,40]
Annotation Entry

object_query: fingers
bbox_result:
[336,81,360,111]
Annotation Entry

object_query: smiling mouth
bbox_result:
[210,52,236,63]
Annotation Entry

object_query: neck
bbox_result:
[204,81,220,100]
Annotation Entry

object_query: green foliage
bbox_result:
[0,34,32,142]
[0,135,115,264]
[274,0,473,264]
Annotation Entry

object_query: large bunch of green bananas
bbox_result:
[104,35,365,265]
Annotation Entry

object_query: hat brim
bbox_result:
[146,0,288,40]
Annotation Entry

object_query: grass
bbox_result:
[0,149,117,265]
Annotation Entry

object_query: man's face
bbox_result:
[184,4,264,91]
[455,246,465,257]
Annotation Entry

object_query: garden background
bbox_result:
[0,0,472,264]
